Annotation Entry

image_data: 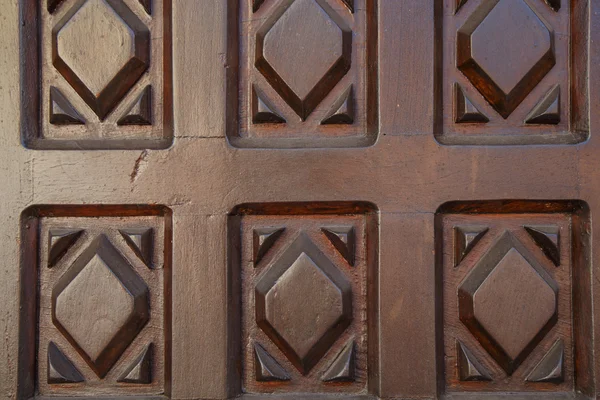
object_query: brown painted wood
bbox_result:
[0,0,599,399]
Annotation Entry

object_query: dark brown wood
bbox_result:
[2,0,599,399]
[20,206,171,398]
[436,0,589,145]
[228,0,378,148]
[21,0,173,149]
[437,202,592,397]
[229,203,379,396]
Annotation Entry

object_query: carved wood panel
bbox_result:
[437,201,593,396]
[436,0,589,145]
[20,206,171,397]
[21,0,172,149]
[3,1,600,399]
[227,0,378,148]
[228,203,379,395]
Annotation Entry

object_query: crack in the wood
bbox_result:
[130,150,149,184]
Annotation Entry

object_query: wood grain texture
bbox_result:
[0,0,599,400]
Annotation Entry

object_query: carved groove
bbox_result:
[120,228,154,268]
[48,342,84,384]
[322,86,354,125]
[525,85,560,125]
[252,87,285,124]
[253,227,285,265]
[453,225,488,266]
[544,0,560,11]
[118,86,153,126]
[322,340,356,382]
[48,228,84,268]
[322,226,355,266]
[341,0,354,13]
[118,344,153,384]
[455,0,468,13]
[457,340,491,381]
[254,342,291,382]
[48,0,66,13]
[524,225,560,266]
[253,0,266,13]
[526,340,564,383]
[49,87,85,125]
[454,84,488,123]
[139,0,151,14]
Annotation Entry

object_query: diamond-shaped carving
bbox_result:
[53,0,150,120]
[256,0,351,120]
[457,0,555,118]
[255,233,352,374]
[458,231,558,375]
[52,234,149,378]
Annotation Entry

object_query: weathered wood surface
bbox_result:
[0,0,599,399]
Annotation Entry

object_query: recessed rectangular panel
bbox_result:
[20,0,173,149]
[435,0,589,145]
[228,202,379,396]
[227,0,378,148]
[19,205,171,397]
[436,201,593,397]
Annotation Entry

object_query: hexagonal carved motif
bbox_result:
[255,233,352,374]
[456,0,555,118]
[458,231,558,375]
[52,234,149,378]
[52,0,150,120]
[256,0,352,120]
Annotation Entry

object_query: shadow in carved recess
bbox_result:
[117,344,153,384]
[47,342,84,384]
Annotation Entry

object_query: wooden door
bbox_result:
[1,0,598,399]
